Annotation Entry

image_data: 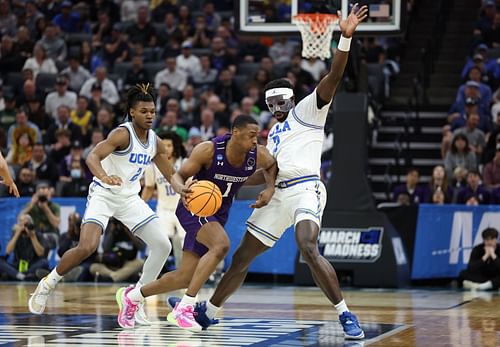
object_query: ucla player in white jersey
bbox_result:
[29,84,178,327]
[168,4,369,339]
[142,131,187,269]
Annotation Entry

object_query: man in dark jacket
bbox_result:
[460,227,500,290]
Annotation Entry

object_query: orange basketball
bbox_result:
[186,180,223,217]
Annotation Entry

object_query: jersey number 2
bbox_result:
[272,136,280,153]
[130,168,143,182]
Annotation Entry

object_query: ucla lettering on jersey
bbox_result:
[94,122,157,196]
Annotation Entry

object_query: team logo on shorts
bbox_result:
[246,157,255,170]
[317,227,384,263]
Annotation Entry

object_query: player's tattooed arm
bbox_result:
[251,145,277,209]
[86,127,129,186]
[153,136,175,184]
[172,141,213,204]
[316,4,367,108]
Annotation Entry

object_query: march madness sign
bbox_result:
[318,227,384,263]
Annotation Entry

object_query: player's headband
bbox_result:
[265,88,294,114]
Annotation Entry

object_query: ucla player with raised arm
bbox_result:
[168,4,369,340]
[29,83,177,327]
[116,115,277,331]
[142,131,187,269]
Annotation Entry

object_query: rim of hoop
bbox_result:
[292,13,339,23]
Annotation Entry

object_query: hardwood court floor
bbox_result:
[0,283,498,346]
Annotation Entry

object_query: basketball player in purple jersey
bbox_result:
[116,115,276,331]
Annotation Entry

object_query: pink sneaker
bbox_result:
[172,302,202,332]
[116,286,138,329]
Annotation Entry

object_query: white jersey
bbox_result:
[267,89,331,182]
[94,122,158,196]
[144,157,183,211]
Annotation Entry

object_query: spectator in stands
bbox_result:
[89,219,145,282]
[70,96,93,143]
[260,56,276,80]
[61,55,92,93]
[37,23,66,62]
[290,54,316,97]
[202,1,221,34]
[20,181,60,249]
[94,107,114,138]
[210,36,231,72]
[269,37,298,65]
[240,97,261,123]
[7,132,34,168]
[199,108,217,140]
[483,12,500,48]
[22,43,57,79]
[179,84,198,125]
[214,68,243,108]
[123,55,149,90]
[205,94,229,127]
[53,0,89,34]
[474,1,497,44]
[0,35,24,75]
[45,105,82,145]
[83,129,104,160]
[453,112,486,158]
[457,170,491,205]
[18,80,42,108]
[362,37,386,64]
[156,110,188,142]
[483,143,500,189]
[0,92,16,141]
[6,108,41,149]
[155,83,171,117]
[91,11,112,50]
[103,23,130,69]
[15,167,36,197]
[87,83,110,116]
[152,0,178,23]
[80,39,102,73]
[157,12,184,50]
[24,1,44,37]
[80,67,119,105]
[60,156,89,197]
[186,126,203,155]
[239,36,268,63]
[301,57,327,82]
[176,41,201,77]
[428,164,453,203]
[453,80,491,131]
[45,75,78,119]
[57,212,93,281]
[126,5,157,47]
[23,143,59,186]
[191,54,218,90]
[48,129,71,163]
[460,227,500,291]
[89,0,120,23]
[0,0,17,37]
[392,168,427,204]
[462,44,498,82]
[0,214,48,281]
[16,26,35,62]
[444,133,477,179]
[154,57,188,92]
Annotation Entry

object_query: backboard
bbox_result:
[236,0,405,35]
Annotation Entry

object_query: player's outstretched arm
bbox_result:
[316,4,368,107]
[0,151,19,197]
[86,127,130,186]
[171,141,213,203]
[152,136,176,183]
[251,145,277,209]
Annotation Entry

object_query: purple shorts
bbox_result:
[176,203,227,257]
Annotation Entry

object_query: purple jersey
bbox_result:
[176,133,257,256]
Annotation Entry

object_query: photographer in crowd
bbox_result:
[20,181,61,249]
[0,214,49,281]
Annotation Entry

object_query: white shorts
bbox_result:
[247,179,327,247]
[82,183,157,233]
[157,208,186,239]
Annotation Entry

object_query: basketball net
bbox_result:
[293,13,339,60]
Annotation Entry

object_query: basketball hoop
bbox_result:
[293,13,339,60]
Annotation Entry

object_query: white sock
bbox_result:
[127,286,145,303]
[335,299,349,315]
[16,273,26,280]
[45,268,63,288]
[180,294,196,306]
[206,301,220,319]
[478,281,493,290]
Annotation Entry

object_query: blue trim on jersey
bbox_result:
[246,221,279,241]
[276,175,320,189]
[81,218,105,230]
[291,108,324,130]
[131,214,158,233]
[92,179,110,190]
[113,125,133,155]
[295,208,321,218]
[130,122,150,149]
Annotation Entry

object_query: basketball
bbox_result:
[186,180,223,217]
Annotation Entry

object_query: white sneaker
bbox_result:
[463,280,479,290]
[28,277,54,315]
[134,301,151,325]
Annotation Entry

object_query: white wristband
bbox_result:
[338,35,352,52]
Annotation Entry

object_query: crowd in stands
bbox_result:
[392,0,500,206]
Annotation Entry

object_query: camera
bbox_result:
[25,222,35,231]
[38,195,47,203]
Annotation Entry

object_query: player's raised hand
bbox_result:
[251,187,274,209]
[1,177,20,198]
[337,3,368,38]
[102,175,123,186]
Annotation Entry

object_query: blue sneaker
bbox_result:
[166,297,219,330]
[193,301,219,330]
[339,312,364,339]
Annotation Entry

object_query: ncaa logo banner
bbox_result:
[412,204,500,279]
[318,227,384,262]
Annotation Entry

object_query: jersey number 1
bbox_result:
[222,182,233,198]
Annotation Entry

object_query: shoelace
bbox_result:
[180,305,195,320]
